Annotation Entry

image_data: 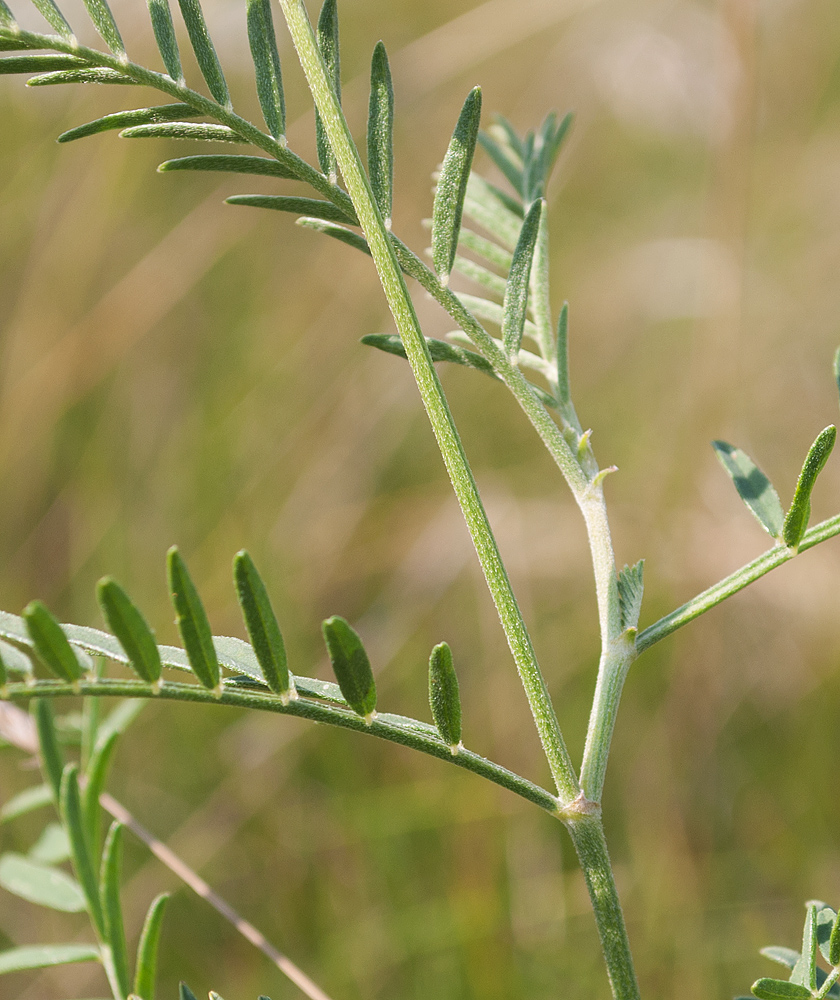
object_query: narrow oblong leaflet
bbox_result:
[321,615,376,719]
[428,641,461,750]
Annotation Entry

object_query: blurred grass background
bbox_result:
[2,0,840,997]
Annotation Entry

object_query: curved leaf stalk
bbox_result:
[2,677,561,814]
[277,0,580,806]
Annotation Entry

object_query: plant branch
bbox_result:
[277,0,580,804]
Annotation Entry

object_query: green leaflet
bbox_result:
[180,982,200,1000]
[556,302,571,408]
[100,822,130,999]
[617,561,644,631]
[0,53,86,74]
[791,903,818,990]
[298,217,370,254]
[134,892,169,1000]
[315,0,340,178]
[82,0,124,55]
[233,550,292,698]
[834,346,840,406]
[29,822,71,864]
[321,615,376,720]
[23,600,87,682]
[428,642,461,750]
[97,577,162,683]
[712,441,784,539]
[464,172,522,249]
[176,0,229,105]
[816,904,838,964]
[61,764,105,937]
[452,255,507,299]
[226,194,357,225]
[167,546,220,690]
[367,40,393,223]
[432,87,482,283]
[0,0,16,27]
[147,0,182,81]
[0,943,101,975]
[31,0,73,37]
[59,104,199,143]
[751,979,812,1000]
[35,700,64,805]
[121,122,241,141]
[361,333,497,380]
[82,730,119,852]
[477,129,523,196]
[0,36,30,50]
[0,852,86,912]
[458,228,513,271]
[0,783,52,823]
[456,293,538,342]
[783,425,836,549]
[159,154,297,178]
[27,67,136,86]
[247,0,285,140]
[830,910,840,966]
[502,199,542,359]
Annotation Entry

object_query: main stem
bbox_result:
[277,0,580,805]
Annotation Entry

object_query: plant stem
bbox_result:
[565,813,641,1000]
[277,0,580,805]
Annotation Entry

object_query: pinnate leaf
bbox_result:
[783,425,836,549]
[712,440,784,538]
[432,87,482,282]
[247,0,285,140]
[322,616,376,719]
[0,852,86,912]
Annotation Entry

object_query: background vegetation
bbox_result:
[2,0,840,997]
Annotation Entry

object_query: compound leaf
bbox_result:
[59,104,199,143]
[712,441,784,539]
[233,550,292,698]
[0,852,86,912]
[432,87,482,282]
[147,0,182,80]
[367,40,394,223]
[97,577,161,683]
[322,615,376,719]
[167,547,219,690]
[783,425,836,549]
[176,0,229,105]
[247,0,285,140]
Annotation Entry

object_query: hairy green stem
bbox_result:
[277,0,580,804]
[0,678,560,813]
[636,512,840,654]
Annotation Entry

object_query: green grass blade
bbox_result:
[176,0,229,105]
[233,550,292,699]
[34,700,64,805]
[783,425,836,549]
[711,440,784,539]
[82,730,119,852]
[502,199,542,360]
[82,0,124,55]
[59,104,199,143]
[167,546,219,690]
[477,130,523,196]
[247,0,285,140]
[432,87,481,283]
[30,0,73,38]
[27,67,137,86]
[0,54,86,74]
[0,852,86,912]
[24,601,85,682]
[321,615,376,721]
[147,0,182,81]
[297,217,370,254]
[225,194,356,224]
[428,642,461,750]
[315,0,340,178]
[100,822,130,999]
[121,122,241,141]
[0,944,101,974]
[367,40,393,224]
[133,892,169,1000]
[361,333,497,379]
[97,578,162,684]
[61,764,105,937]
[159,154,296,177]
